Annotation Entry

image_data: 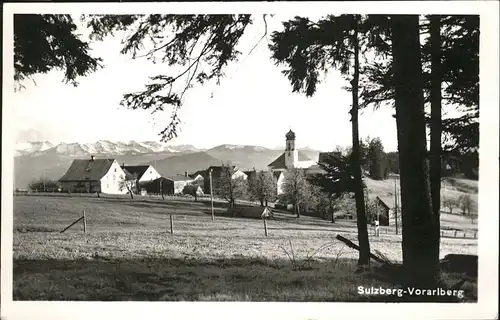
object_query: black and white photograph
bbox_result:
[1,2,498,320]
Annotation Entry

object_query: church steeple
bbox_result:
[284,129,298,168]
[285,129,296,153]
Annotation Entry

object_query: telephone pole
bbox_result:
[209,168,214,221]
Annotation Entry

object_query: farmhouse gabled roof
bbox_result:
[121,165,150,179]
[121,168,141,181]
[267,151,312,169]
[190,170,207,179]
[376,196,394,210]
[59,159,116,182]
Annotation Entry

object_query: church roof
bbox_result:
[267,151,312,169]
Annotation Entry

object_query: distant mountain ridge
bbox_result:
[15,140,201,157]
[13,140,322,189]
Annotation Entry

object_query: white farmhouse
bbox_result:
[121,164,162,193]
[59,156,132,194]
[121,164,161,183]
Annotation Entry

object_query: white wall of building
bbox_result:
[138,165,162,183]
[276,172,285,195]
[284,149,299,168]
[101,160,129,194]
[232,170,248,180]
[173,180,192,194]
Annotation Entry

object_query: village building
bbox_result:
[59,156,132,194]
[268,130,317,172]
[121,164,161,183]
[268,129,319,195]
[140,177,173,196]
[189,171,205,185]
[165,172,195,195]
[120,164,162,194]
[374,196,401,227]
[201,165,248,194]
[243,169,257,182]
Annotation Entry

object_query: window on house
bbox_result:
[114,168,117,172]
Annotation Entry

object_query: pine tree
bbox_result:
[14,14,102,89]
[390,14,439,291]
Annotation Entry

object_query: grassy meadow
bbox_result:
[12,194,478,301]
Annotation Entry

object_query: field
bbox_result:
[12,194,478,301]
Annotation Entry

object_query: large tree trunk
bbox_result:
[391,15,439,291]
[429,15,442,263]
[350,15,371,267]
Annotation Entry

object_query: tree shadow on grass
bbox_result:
[13,257,477,302]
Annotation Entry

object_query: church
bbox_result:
[268,129,320,194]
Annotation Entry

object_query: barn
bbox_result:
[372,196,402,227]
[140,177,174,196]
[375,196,391,226]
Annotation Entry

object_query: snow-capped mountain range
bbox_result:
[13,140,322,188]
[14,140,202,157]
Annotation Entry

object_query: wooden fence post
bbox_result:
[263,219,268,237]
[454,230,457,238]
[60,216,84,233]
[83,210,87,233]
[474,232,477,239]
[170,214,174,234]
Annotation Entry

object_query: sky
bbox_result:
[12,14,400,152]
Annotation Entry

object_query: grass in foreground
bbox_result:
[13,256,477,302]
[12,195,478,301]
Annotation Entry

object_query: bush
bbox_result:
[29,178,60,192]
